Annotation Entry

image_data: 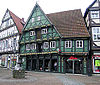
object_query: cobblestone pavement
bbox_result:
[0,67,100,85]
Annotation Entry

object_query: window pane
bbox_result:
[91,11,99,18]
[26,44,30,50]
[77,41,79,47]
[31,43,36,50]
[43,42,49,49]
[97,34,100,40]
[50,41,56,48]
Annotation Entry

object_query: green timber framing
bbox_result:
[19,3,90,74]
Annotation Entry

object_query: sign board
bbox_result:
[95,60,100,66]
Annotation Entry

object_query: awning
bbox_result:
[67,56,80,61]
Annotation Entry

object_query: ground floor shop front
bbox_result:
[1,54,19,68]
[21,54,88,74]
[92,55,100,73]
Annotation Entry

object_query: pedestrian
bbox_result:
[54,62,57,71]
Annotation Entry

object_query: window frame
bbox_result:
[41,29,47,34]
[91,11,99,18]
[43,42,49,49]
[92,27,100,41]
[30,43,36,50]
[50,41,56,48]
[30,31,35,36]
[65,41,72,48]
[76,40,83,48]
[26,44,30,51]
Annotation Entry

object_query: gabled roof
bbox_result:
[47,9,90,38]
[8,9,25,34]
[84,0,97,18]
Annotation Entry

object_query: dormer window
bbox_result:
[30,31,35,36]
[37,16,41,21]
[41,29,47,34]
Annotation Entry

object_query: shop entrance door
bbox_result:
[51,59,57,72]
[26,59,31,71]
[66,60,82,74]
[39,59,43,71]
[45,59,50,71]
[32,59,36,71]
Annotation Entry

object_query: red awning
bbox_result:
[69,56,78,60]
[67,56,80,61]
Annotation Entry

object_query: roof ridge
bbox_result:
[46,9,81,15]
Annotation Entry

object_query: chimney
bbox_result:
[21,18,25,25]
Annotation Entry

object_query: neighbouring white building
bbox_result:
[0,9,25,68]
[84,0,100,73]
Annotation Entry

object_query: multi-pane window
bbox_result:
[92,27,100,41]
[43,42,49,49]
[30,31,35,36]
[91,11,99,18]
[31,43,36,50]
[65,41,72,48]
[50,41,56,48]
[37,16,41,21]
[76,40,83,48]
[41,29,47,34]
[26,44,30,50]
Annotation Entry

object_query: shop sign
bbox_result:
[95,60,100,66]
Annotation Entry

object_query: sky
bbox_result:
[0,0,94,24]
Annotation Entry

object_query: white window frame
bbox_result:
[43,42,49,49]
[41,29,47,34]
[92,27,100,41]
[31,43,36,50]
[26,44,30,50]
[65,41,72,48]
[91,11,99,18]
[30,31,35,36]
[50,41,56,48]
[76,40,83,48]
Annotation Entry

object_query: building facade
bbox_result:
[0,9,25,68]
[84,0,100,73]
[20,4,90,74]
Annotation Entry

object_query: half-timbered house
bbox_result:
[84,0,100,73]
[20,3,90,74]
[0,9,25,68]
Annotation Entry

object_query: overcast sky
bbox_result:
[0,0,93,24]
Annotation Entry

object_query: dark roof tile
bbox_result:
[47,9,90,38]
